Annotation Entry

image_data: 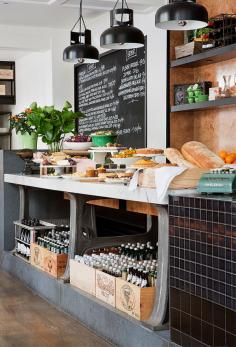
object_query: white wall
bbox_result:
[0,24,75,149]
[88,11,167,148]
[11,50,53,149]
[0,12,167,149]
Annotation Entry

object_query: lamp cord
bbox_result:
[113,0,129,24]
[71,0,87,42]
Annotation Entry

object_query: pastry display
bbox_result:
[112,148,136,158]
[136,148,164,155]
[131,159,157,168]
[181,141,224,169]
[164,148,197,168]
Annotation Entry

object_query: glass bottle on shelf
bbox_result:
[223,75,232,97]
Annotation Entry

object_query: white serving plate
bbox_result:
[111,157,139,166]
[90,147,127,151]
[63,142,92,151]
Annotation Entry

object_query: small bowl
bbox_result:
[63,142,92,151]
[196,94,209,102]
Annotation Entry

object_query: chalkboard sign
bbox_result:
[74,45,146,148]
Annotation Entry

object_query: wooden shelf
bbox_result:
[171,43,236,68]
[171,97,236,113]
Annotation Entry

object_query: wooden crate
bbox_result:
[175,41,202,59]
[116,278,155,321]
[70,260,96,296]
[31,243,68,278]
[95,270,116,307]
[31,243,44,270]
[0,69,13,79]
[43,248,68,278]
[0,85,6,95]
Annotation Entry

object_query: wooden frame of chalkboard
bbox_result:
[74,39,147,148]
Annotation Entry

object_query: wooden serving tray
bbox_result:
[139,168,207,189]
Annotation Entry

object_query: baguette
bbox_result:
[164,148,197,168]
[181,141,224,169]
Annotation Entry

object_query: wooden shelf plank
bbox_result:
[171,43,236,68]
[171,97,236,113]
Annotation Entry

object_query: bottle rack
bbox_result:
[14,220,56,263]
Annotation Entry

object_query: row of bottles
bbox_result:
[37,225,70,254]
[75,241,158,288]
[16,241,30,260]
[21,218,41,227]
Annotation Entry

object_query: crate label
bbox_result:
[96,272,115,306]
[119,283,136,313]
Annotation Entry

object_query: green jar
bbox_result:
[17,132,38,150]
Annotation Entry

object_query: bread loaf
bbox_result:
[181,141,224,169]
[164,148,197,168]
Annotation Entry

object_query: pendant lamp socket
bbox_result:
[100,0,145,50]
[155,0,208,31]
[63,0,99,64]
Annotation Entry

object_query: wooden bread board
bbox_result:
[139,168,207,189]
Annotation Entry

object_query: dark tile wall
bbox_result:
[169,195,236,347]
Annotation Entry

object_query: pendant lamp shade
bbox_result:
[155,0,208,31]
[100,2,145,49]
[63,0,99,64]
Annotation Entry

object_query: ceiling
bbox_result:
[0,0,165,29]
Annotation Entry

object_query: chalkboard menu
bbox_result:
[75,46,146,148]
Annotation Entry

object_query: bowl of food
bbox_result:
[91,131,117,147]
[63,135,92,150]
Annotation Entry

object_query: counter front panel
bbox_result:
[169,195,236,347]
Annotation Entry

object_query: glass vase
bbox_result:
[223,75,232,97]
[48,142,62,152]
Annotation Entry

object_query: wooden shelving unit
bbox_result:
[168,0,236,153]
[171,97,236,113]
[0,61,15,105]
[171,42,236,68]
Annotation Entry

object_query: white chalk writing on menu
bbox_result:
[76,47,146,147]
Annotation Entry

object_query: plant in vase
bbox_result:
[10,108,38,150]
[27,101,85,152]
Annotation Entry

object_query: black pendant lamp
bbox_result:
[100,0,145,50]
[155,0,208,31]
[63,0,99,64]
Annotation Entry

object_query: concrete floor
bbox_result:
[0,270,113,347]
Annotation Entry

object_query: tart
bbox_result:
[117,172,133,179]
[136,148,164,155]
[131,159,157,168]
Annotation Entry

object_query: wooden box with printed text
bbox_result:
[31,243,68,278]
[31,243,44,270]
[70,259,96,296]
[95,270,116,307]
[0,69,13,80]
[115,278,155,321]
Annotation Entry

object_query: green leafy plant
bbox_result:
[27,101,85,149]
[10,108,35,135]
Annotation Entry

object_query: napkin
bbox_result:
[154,166,187,204]
[129,166,187,204]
